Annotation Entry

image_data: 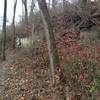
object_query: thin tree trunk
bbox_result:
[29,0,35,50]
[12,0,17,49]
[48,0,51,9]
[52,0,57,14]
[37,0,60,83]
[63,0,66,12]
[1,0,7,60]
[80,0,88,9]
[52,0,57,10]
[97,0,100,10]
[25,1,28,25]
[22,1,24,22]
[22,0,28,25]
[29,0,35,22]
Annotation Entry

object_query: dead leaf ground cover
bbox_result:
[0,29,100,100]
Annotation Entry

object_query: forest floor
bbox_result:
[0,30,100,100]
[0,50,14,98]
[0,47,100,100]
[0,49,62,100]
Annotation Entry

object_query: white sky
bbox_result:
[0,0,31,27]
[0,0,20,24]
[0,0,94,27]
[0,0,73,25]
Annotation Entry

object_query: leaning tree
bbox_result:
[37,0,60,83]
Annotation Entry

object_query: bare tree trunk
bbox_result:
[97,0,100,10]
[63,0,66,12]
[29,0,35,54]
[80,0,88,9]
[22,0,28,25]
[12,0,17,49]
[79,0,89,19]
[48,0,51,8]
[1,0,7,60]
[29,0,35,22]
[37,0,60,83]
[0,36,2,55]
[22,1,24,23]
[78,0,87,7]
[52,0,57,13]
